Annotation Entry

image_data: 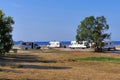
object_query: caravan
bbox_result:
[102,41,116,51]
[19,42,40,50]
[69,41,90,49]
[47,41,61,48]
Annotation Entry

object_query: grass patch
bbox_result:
[75,57,120,63]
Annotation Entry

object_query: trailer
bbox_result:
[68,41,90,49]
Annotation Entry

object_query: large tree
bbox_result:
[76,16,110,52]
[0,10,14,55]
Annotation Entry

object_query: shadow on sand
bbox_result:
[0,54,71,70]
[0,69,21,73]
[0,78,11,80]
[21,65,71,70]
[0,55,57,63]
[105,50,120,54]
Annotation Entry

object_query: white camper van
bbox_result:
[69,41,89,49]
[19,42,40,50]
[47,41,61,48]
[102,41,116,51]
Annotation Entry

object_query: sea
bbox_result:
[14,41,120,46]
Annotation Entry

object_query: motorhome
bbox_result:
[68,41,90,49]
[19,42,40,50]
[47,41,61,48]
[102,41,116,51]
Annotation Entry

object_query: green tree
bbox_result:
[76,16,110,52]
[0,10,14,55]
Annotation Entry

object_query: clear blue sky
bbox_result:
[0,0,120,41]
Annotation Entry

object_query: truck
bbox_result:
[19,42,40,50]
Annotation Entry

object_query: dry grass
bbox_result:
[0,48,120,80]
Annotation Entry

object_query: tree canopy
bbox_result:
[0,10,14,55]
[76,16,110,52]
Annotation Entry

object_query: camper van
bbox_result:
[69,41,89,49]
[102,41,116,51]
[19,42,40,50]
[47,41,61,48]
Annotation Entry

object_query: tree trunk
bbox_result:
[95,47,103,52]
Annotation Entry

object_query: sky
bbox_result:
[0,0,120,41]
